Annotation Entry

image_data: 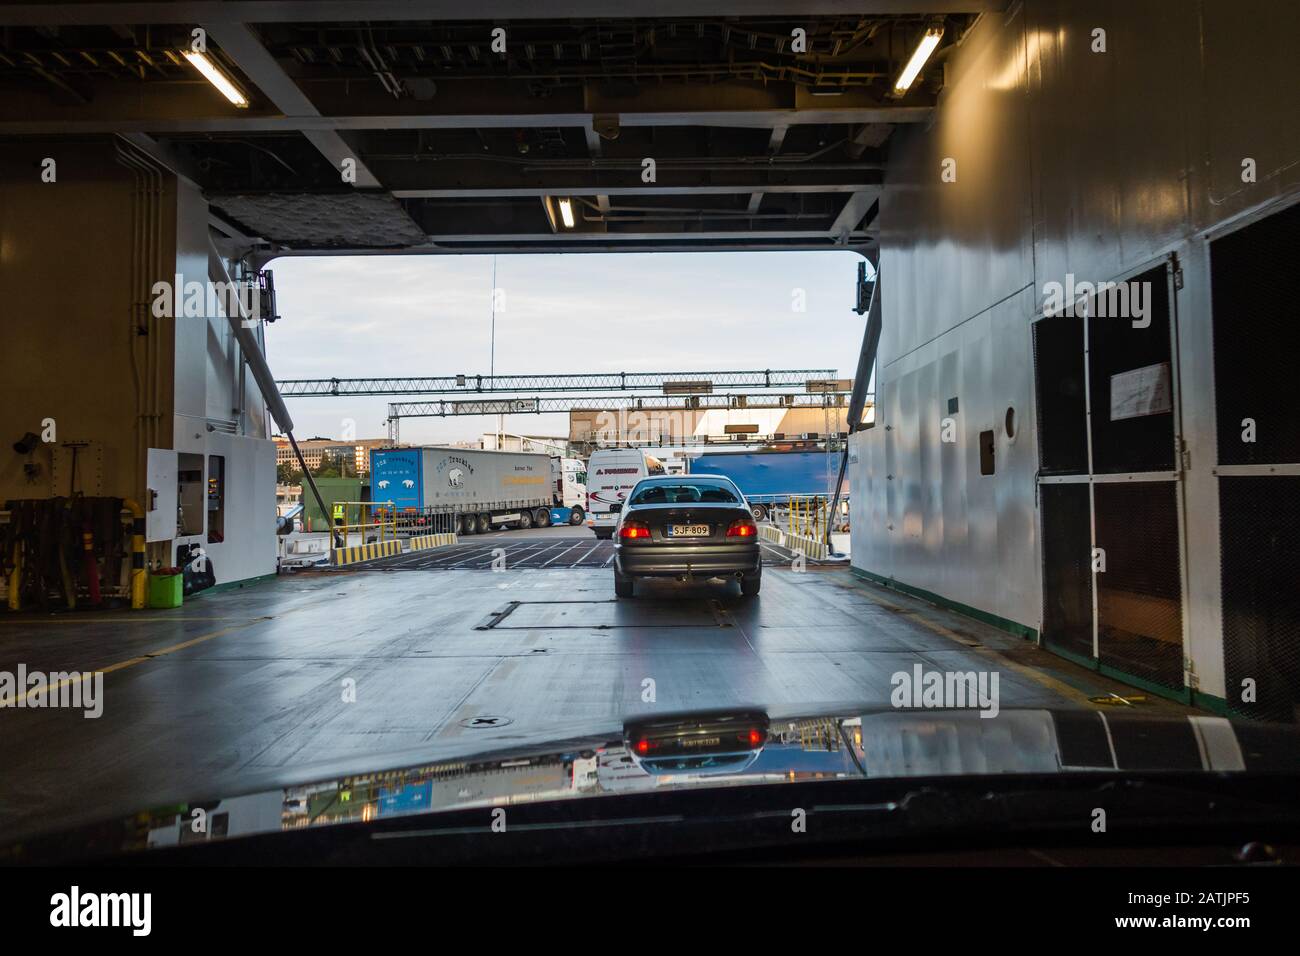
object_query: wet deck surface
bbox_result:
[0,540,1197,843]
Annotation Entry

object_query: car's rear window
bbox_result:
[629,480,739,505]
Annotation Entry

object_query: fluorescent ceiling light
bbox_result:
[894,26,944,93]
[558,197,575,228]
[182,50,249,108]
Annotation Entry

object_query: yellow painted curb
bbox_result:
[408,532,459,552]
[331,539,402,566]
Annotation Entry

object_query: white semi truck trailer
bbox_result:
[371,447,585,535]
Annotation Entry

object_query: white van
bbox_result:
[585,448,665,539]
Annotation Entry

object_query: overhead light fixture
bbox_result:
[182,50,249,108]
[558,197,575,228]
[893,24,944,93]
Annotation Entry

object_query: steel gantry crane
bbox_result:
[275,369,843,397]
[383,391,851,443]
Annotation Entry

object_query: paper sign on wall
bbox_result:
[1110,362,1172,421]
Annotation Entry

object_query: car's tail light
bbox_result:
[742,728,765,747]
[726,518,757,537]
[619,521,651,540]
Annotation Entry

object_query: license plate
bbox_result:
[668,524,710,537]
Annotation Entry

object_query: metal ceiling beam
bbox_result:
[202,21,381,188]
[0,3,999,27]
[378,161,882,196]
[250,235,874,264]
[828,189,881,244]
[115,131,200,189]
[747,122,789,215]
[0,108,932,136]
[392,183,875,199]
[273,228,874,245]
[583,118,611,215]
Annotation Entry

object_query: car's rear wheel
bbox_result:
[536,507,552,527]
[740,573,761,597]
[614,573,634,598]
[518,510,534,529]
[568,506,585,525]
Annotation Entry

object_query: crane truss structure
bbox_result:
[384,391,850,442]
[277,369,843,397]
[389,392,848,418]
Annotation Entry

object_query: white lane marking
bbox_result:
[425,538,546,566]
[456,541,557,568]
[540,542,584,567]
[441,549,502,568]
[575,543,603,565]
[441,542,539,568]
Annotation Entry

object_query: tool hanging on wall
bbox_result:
[1,497,127,612]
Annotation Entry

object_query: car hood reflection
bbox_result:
[5,707,1298,861]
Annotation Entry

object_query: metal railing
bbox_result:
[785,495,828,540]
[369,505,459,537]
[331,501,397,549]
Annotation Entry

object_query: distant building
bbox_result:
[480,432,572,456]
[273,436,391,474]
[568,406,851,451]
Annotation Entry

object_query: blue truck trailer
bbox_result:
[685,449,845,521]
[370,446,557,536]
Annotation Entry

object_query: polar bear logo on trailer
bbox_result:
[447,468,465,488]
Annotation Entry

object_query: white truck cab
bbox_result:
[551,456,589,525]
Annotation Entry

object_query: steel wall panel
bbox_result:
[854,0,1300,693]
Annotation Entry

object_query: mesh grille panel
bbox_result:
[1093,481,1184,691]
[1087,265,1176,474]
[1220,476,1300,723]
[1033,315,1088,475]
[1212,202,1300,466]
[1040,483,1094,660]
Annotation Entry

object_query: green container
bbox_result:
[302,477,365,529]
[148,572,183,609]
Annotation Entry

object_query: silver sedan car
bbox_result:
[612,474,761,598]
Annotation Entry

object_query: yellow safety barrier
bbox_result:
[331,539,402,566]
[121,499,147,610]
[758,521,827,560]
[785,532,829,561]
[408,532,458,551]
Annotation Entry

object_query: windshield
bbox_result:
[628,479,740,505]
[5,4,1297,899]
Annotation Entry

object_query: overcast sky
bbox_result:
[265,250,868,445]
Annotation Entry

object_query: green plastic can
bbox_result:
[148,572,183,609]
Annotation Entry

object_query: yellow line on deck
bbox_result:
[0,616,266,625]
[1,617,273,706]
[844,579,1096,707]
